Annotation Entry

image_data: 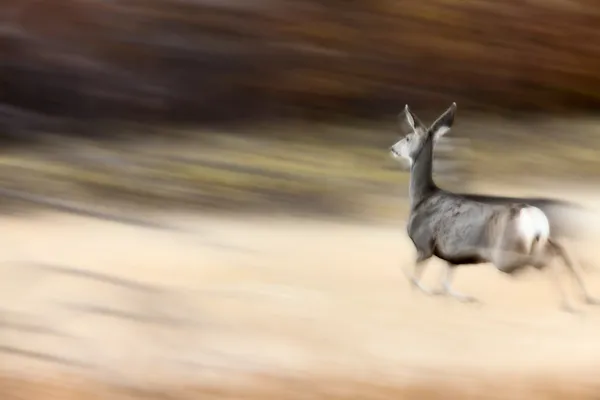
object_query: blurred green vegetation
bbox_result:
[0,118,598,219]
[0,126,409,217]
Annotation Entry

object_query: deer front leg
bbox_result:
[405,251,434,295]
[433,263,479,303]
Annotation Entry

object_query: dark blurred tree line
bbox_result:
[0,0,600,133]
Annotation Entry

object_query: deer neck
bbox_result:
[409,136,437,208]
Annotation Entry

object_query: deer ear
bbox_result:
[404,105,416,129]
[399,104,426,132]
[430,102,457,141]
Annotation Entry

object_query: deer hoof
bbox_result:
[460,296,480,304]
[585,296,600,305]
[448,292,480,304]
[561,303,579,314]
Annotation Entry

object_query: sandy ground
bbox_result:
[2,183,600,392]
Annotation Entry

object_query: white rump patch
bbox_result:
[518,206,550,253]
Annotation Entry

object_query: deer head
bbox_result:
[390,102,457,167]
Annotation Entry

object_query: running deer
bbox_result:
[389,102,598,312]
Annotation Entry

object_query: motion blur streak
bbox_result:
[1,0,600,398]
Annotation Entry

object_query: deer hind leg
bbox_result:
[548,238,600,305]
[531,240,578,313]
[433,263,479,303]
[549,258,578,313]
[492,246,576,312]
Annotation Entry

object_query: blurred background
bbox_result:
[2,0,600,399]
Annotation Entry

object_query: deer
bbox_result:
[389,102,598,312]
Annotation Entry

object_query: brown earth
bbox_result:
[2,182,600,398]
